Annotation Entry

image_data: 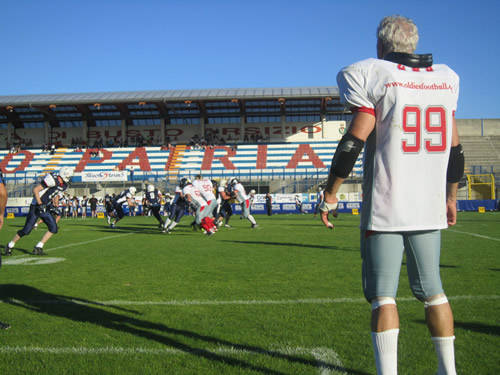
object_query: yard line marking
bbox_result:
[448,229,500,242]
[0,346,346,375]
[2,295,498,307]
[6,233,134,260]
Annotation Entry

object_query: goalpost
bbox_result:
[466,174,496,200]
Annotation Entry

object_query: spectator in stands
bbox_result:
[320,15,462,375]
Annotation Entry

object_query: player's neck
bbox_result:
[383,52,433,68]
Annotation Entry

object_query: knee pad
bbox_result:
[424,294,448,308]
[371,297,396,311]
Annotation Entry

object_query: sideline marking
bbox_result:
[0,346,345,375]
[2,295,498,307]
[448,229,500,242]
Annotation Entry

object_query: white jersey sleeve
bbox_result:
[182,184,207,208]
[337,58,460,231]
[233,183,248,203]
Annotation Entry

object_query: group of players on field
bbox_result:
[105,175,258,236]
[2,168,262,258]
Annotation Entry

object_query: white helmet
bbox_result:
[129,186,137,195]
[230,178,238,185]
[250,189,256,194]
[59,167,74,182]
[220,179,227,187]
[147,184,155,192]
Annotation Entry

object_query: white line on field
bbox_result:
[0,346,346,375]
[2,295,498,307]
[7,233,133,260]
[448,229,500,242]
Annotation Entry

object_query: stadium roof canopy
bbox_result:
[0,86,347,128]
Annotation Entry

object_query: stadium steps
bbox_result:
[41,147,69,174]
[461,136,500,176]
[165,144,187,180]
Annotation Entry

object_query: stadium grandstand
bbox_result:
[0,87,498,212]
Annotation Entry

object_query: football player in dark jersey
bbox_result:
[109,187,136,228]
[144,184,164,229]
[217,179,233,228]
[104,194,115,224]
[162,182,187,233]
[4,167,73,256]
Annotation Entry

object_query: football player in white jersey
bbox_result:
[229,178,258,228]
[320,16,462,375]
[192,175,218,216]
[181,178,216,235]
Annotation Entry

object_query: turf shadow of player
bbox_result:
[0,284,369,375]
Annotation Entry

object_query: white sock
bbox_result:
[371,329,399,375]
[247,215,256,225]
[8,241,15,248]
[168,222,178,230]
[164,218,171,228]
[432,336,456,375]
[36,242,44,248]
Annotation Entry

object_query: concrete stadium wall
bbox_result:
[457,119,500,136]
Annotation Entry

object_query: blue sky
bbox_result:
[2,0,499,119]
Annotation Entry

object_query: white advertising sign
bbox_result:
[82,171,128,182]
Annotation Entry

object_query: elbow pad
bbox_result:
[330,133,364,178]
[447,144,464,183]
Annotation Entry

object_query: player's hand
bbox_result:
[446,198,457,226]
[319,196,338,230]
[36,204,47,214]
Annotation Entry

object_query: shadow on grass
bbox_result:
[220,240,358,252]
[0,284,369,375]
[415,318,500,336]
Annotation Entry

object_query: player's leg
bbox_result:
[404,230,456,375]
[242,201,257,227]
[362,230,405,375]
[152,206,164,227]
[33,212,58,255]
[5,206,38,254]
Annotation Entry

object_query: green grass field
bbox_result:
[0,212,499,374]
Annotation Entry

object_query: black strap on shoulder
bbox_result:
[384,52,433,68]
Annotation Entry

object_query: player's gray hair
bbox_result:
[377,15,418,55]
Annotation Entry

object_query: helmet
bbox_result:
[179,177,191,188]
[230,178,238,185]
[250,189,256,194]
[59,167,74,182]
[220,179,227,187]
[147,184,155,192]
[129,186,137,195]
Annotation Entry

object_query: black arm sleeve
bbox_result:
[447,144,465,183]
[330,133,365,178]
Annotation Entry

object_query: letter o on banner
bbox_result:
[300,125,321,134]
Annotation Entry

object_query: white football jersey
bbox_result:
[337,58,459,231]
[182,184,207,209]
[233,183,248,203]
[193,178,216,202]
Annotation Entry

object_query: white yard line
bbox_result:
[0,346,346,375]
[448,229,500,242]
[3,295,498,307]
